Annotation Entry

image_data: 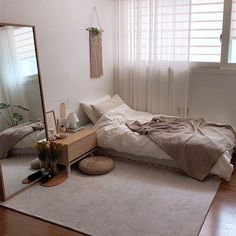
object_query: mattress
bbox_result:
[95,104,234,181]
[9,129,45,157]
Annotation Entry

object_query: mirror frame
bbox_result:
[0,23,48,201]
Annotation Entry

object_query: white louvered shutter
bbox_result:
[189,0,224,62]
[13,27,38,77]
[229,0,236,62]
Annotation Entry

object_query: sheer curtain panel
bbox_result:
[0,26,27,131]
[114,0,191,116]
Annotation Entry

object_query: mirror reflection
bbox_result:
[0,25,46,199]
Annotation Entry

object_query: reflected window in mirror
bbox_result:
[13,27,38,77]
[0,24,47,201]
[0,26,43,131]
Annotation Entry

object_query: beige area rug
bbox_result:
[1,160,220,236]
[1,156,35,196]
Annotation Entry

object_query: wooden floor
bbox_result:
[1,163,236,236]
[199,158,236,236]
[0,207,86,236]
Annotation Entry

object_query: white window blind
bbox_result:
[126,0,225,63]
[229,0,236,63]
[13,27,38,77]
[13,27,36,60]
[189,0,224,62]
[127,0,191,62]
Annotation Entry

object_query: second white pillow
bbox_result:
[91,95,124,119]
[80,95,111,124]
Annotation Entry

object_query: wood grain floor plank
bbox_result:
[199,156,236,236]
[0,207,86,236]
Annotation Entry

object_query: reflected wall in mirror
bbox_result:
[0,23,47,201]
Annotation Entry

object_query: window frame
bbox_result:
[124,0,236,70]
[13,27,38,78]
[220,0,236,69]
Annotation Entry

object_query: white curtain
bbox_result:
[0,26,27,131]
[114,0,191,116]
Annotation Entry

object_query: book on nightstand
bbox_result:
[66,126,84,133]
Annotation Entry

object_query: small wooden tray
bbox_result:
[40,172,68,187]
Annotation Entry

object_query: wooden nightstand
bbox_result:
[56,128,97,173]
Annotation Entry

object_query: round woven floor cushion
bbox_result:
[79,156,114,175]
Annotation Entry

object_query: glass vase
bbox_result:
[39,159,45,171]
[44,157,51,173]
[50,159,58,175]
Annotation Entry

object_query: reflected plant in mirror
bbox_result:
[0,24,47,201]
[0,103,29,127]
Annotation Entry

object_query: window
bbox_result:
[229,0,236,63]
[127,1,191,61]
[13,27,38,77]
[190,0,224,62]
[125,0,236,67]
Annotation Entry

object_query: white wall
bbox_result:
[1,0,114,124]
[188,69,236,128]
[0,0,3,21]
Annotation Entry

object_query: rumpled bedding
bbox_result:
[126,117,236,180]
[95,104,235,181]
[0,121,44,158]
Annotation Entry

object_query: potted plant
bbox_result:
[34,141,48,171]
[87,27,103,38]
[0,102,29,127]
[34,141,64,174]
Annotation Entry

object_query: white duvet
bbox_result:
[95,104,234,181]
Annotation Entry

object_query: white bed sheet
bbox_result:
[14,130,43,148]
[95,104,234,181]
[9,129,45,156]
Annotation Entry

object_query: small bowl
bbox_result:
[55,133,69,139]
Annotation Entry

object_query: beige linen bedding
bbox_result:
[0,122,43,158]
[127,117,236,180]
[95,104,235,180]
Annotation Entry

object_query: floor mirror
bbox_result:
[0,23,47,201]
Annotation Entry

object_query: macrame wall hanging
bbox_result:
[87,7,103,79]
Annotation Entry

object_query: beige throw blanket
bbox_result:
[0,123,35,158]
[127,117,236,180]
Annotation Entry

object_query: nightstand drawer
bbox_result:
[67,132,96,162]
[58,129,97,166]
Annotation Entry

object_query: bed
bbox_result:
[0,121,45,158]
[81,95,236,181]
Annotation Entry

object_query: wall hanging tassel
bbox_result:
[86,7,103,79]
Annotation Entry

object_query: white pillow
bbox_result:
[91,95,124,119]
[80,95,111,124]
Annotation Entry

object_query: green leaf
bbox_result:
[0,103,29,126]
[90,27,100,36]
[15,105,29,111]
[0,103,10,109]
[12,113,23,122]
